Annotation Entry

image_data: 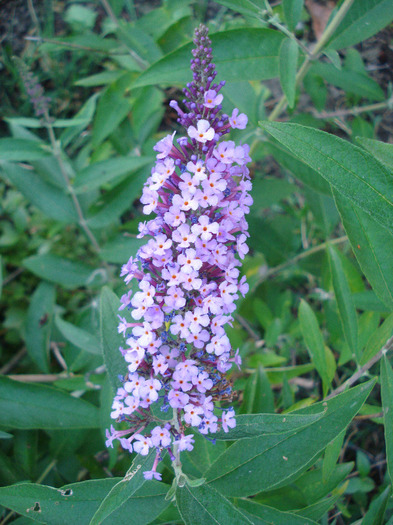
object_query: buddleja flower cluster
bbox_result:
[106,24,252,481]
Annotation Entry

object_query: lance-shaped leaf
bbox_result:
[184,432,227,477]
[205,380,375,496]
[55,317,101,355]
[362,484,391,525]
[357,137,393,171]
[240,366,274,414]
[334,192,393,311]
[322,429,345,483]
[0,138,50,161]
[237,499,317,525]
[293,495,340,521]
[279,38,298,108]
[299,299,331,390]
[260,121,393,234]
[327,0,393,50]
[89,450,156,525]
[176,482,253,525]
[361,314,393,365]
[327,246,359,361]
[0,376,99,429]
[133,29,285,88]
[100,286,126,394]
[283,0,304,31]
[1,163,77,223]
[381,355,393,485]
[0,478,169,525]
[264,141,331,195]
[25,282,56,372]
[74,156,153,193]
[214,412,323,440]
[212,0,261,17]
[23,254,98,289]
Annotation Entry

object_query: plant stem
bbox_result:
[43,110,102,254]
[36,459,58,484]
[252,235,348,291]
[326,334,393,400]
[0,348,27,374]
[313,100,391,119]
[268,0,355,121]
[6,374,68,382]
[171,408,185,484]
[24,35,126,56]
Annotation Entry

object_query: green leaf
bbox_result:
[213,0,261,17]
[55,317,101,355]
[176,482,253,525]
[283,0,304,31]
[304,187,340,237]
[322,429,345,482]
[136,2,192,41]
[298,299,331,390]
[381,356,393,485]
[260,121,393,234]
[5,117,96,129]
[327,0,393,50]
[92,87,131,147]
[240,366,274,414]
[362,484,391,525]
[334,193,393,310]
[116,23,162,64]
[100,286,125,394]
[236,499,317,525]
[251,179,295,209]
[205,380,374,496]
[310,62,384,101]
[183,433,226,477]
[221,80,265,126]
[361,314,393,365]
[86,170,147,228]
[293,495,340,521]
[0,376,99,429]
[266,363,314,384]
[323,49,342,69]
[133,29,285,88]
[357,137,393,171]
[279,38,298,108]
[89,450,156,525]
[100,236,144,264]
[25,282,56,372]
[1,163,77,223]
[75,70,126,87]
[0,138,50,161]
[74,156,153,193]
[263,141,331,195]
[303,72,327,111]
[60,93,99,148]
[23,254,98,289]
[214,412,323,440]
[0,479,169,525]
[327,246,359,360]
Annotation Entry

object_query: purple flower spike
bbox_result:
[107,24,252,481]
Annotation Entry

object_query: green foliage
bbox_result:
[1,0,393,523]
